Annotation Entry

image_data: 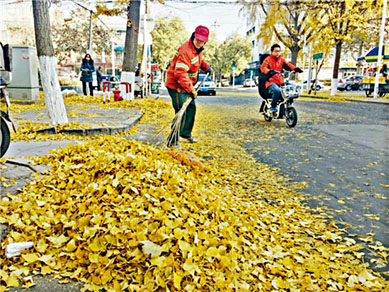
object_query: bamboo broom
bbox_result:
[166,72,210,147]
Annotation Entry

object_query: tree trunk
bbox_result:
[32,0,68,125]
[331,41,342,96]
[289,45,300,81]
[356,40,364,75]
[121,0,141,100]
[290,45,300,66]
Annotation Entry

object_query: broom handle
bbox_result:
[194,72,211,92]
[174,72,211,116]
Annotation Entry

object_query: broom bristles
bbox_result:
[166,98,192,146]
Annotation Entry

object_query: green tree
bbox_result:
[150,16,188,79]
[208,33,251,79]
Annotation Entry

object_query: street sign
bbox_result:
[313,52,323,60]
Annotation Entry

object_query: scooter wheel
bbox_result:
[286,107,298,128]
[263,104,272,122]
[1,119,11,158]
[264,114,272,122]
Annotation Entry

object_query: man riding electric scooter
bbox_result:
[260,44,303,116]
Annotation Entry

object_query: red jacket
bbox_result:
[261,54,296,88]
[166,38,210,93]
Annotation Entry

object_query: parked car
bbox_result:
[302,80,325,91]
[338,75,366,91]
[243,78,256,87]
[196,74,216,95]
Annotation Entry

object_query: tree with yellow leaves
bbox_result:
[308,0,381,95]
[237,0,326,65]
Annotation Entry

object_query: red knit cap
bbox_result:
[194,25,209,42]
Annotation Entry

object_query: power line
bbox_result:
[165,0,237,3]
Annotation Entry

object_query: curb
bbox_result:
[33,113,144,137]
[301,95,389,105]
[345,98,389,105]
[300,95,329,99]
[6,99,44,105]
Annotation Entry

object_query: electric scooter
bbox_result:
[258,70,300,128]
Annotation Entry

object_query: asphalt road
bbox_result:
[193,87,389,274]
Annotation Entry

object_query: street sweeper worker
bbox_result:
[165,25,213,147]
[261,44,303,115]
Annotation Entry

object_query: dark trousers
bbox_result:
[82,81,93,96]
[167,88,196,144]
[268,83,281,108]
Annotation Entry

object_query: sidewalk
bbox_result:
[1,98,147,199]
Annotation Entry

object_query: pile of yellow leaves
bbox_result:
[1,134,387,291]
[0,97,388,291]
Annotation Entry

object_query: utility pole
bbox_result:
[88,10,93,52]
[301,36,307,94]
[111,37,115,77]
[307,42,313,89]
[71,1,94,53]
[231,61,236,88]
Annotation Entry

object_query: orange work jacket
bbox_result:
[261,54,296,88]
[166,38,210,93]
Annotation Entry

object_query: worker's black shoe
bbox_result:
[181,136,197,143]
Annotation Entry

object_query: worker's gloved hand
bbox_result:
[294,67,303,73]
[190,89,198,99]
[268,70,278,76]
[206,66,213,74]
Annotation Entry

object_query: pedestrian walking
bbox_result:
[380,64,388,82]
[80,54,95,96]
[96,66,103,91]
[260,44,302,115]
[165,25,213,147]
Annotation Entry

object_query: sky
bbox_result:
[149,1,248,42]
